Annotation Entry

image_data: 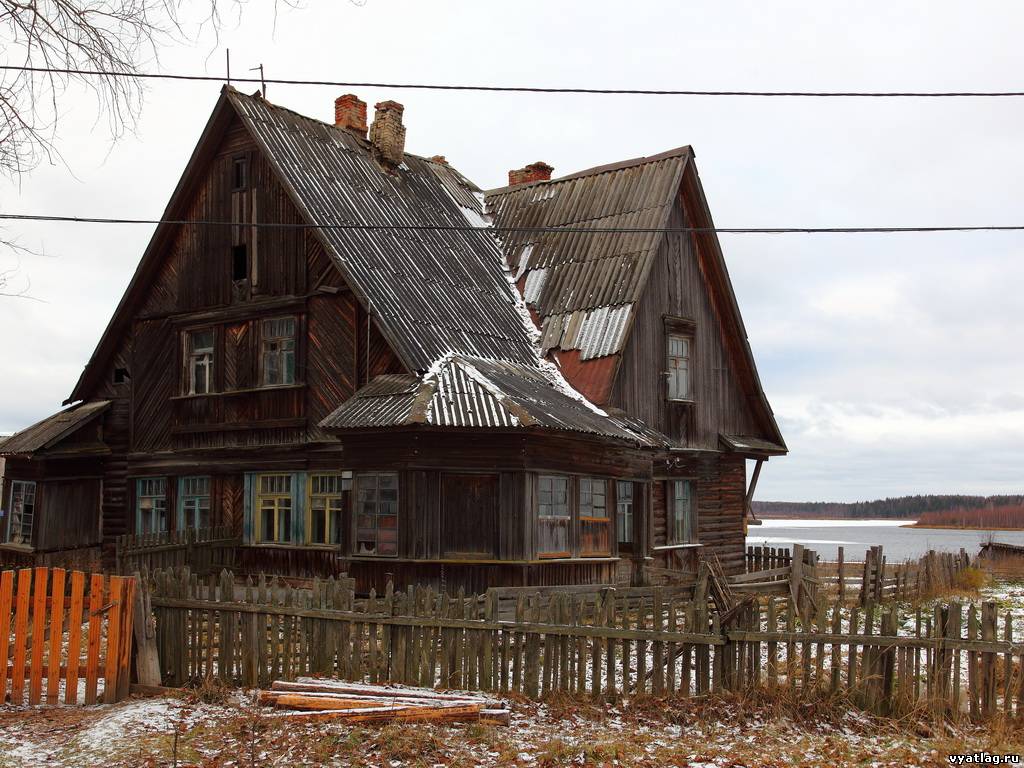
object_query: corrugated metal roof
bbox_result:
[0,401,111,456]
[485,149,689,360]
[228,89,538,373]
[321,356,676,448]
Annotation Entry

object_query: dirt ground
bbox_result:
[0,688,1020,768]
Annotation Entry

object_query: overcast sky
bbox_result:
[1,1,1022,503]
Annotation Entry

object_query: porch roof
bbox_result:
[0,400,111,456]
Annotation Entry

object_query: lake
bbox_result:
[745,518,1024,561]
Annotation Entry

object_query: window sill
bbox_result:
[666,398,695,405]
[0,543,34,553]
[530,556,621,564]
[652,543,702,551]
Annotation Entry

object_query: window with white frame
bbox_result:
[355,473,397,556]
[5,481,36,546]
[669,480,697,544]
[137,478,168,534]
[309,473,348,546]
[666,333,692,401]
[257,474,293,543]
[186,329,215,395]
[579,478,610,556]
[181,476,211,530]
[261,317,296,387]
[616,481,634,547]
[537,475,570,557]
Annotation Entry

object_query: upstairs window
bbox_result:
[579,478,610,556]
[669,480,697,545]
[261,317,296,387]
[666,333,692,401]
[136,478,168,535]
[180,476,211,530]
[257,474,292,544]
[309,473,348,546]
[186,329,215,395]
[5,481,36,546]
[232,156,248,191]
[232,244,249,282]
[537,475,570,558]
[616,480,634,548]
[355,473,398,556]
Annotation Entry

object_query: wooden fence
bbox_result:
[115,527,238,576]
[143,566,1022,720]
[814,546,971,605]
[0,567,136,705]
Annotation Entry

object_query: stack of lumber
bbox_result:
[258,678,511,725]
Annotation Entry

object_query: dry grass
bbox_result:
[952,566,990,592]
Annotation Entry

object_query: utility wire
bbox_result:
[2,64,1024,98]
[1,213,1022,234]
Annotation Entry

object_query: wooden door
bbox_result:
[441,473,499,559]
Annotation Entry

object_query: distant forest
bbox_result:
[752,495,1024,520]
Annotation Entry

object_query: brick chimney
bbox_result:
[508,162,553,186]
[429,155,448,165]
[369,100,407,167]
[335,94,367,137]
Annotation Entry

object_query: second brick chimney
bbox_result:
[369,101,407,167]
[335,94,367,137]
[508,162,554,186]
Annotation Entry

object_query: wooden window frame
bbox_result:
[232,155,248,191]
[260,316,297,388]
[307,472,350,547]
[536,474,571,558]
[179,476,211,531]
[668,479,697,545]
[256,473,293,544]
[136,477,168,535]
[579,477,611,557]
[5,480,36,547]
[616,480,635,548]
[666,332,693,402]
[184,327,216,396]
[354,472,398,557]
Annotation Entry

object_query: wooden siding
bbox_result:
[610,194,763,448]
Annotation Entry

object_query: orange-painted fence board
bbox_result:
[0,567,135,707]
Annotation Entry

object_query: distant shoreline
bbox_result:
[901,522,1024,531]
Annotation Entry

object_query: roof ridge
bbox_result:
[486,145,692,196]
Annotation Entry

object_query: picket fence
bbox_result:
[0,567,136,705]
[144,567,1023,719]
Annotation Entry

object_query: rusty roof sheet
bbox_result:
[321,356,675,448]
[485,150,688,360]
[228,89,537,373]
[0,400,111,456]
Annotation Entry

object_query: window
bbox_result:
[355,473,398,556]
[261,317,296,387]
[232,244,249,282]
[579,478,610,556]
[537,475,570,557]
[667,333,692,400]
[309,473,349,546]
[181,476,211,530]
[257,474,293,543]
[616,481,634,547]
[669,480,697,544]
[137,478,168,534]
[5,481,36,546]
[232,157,248,191]
[186,329,215,395]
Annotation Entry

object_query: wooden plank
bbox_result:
[103,576,126,704]
[46,568,67,704]
[64,571,86,705]
[0,570,14,704]
[27,567,48,705]
[84,573,105,705]
[117,578,137,702]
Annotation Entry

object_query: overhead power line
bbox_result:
[2,64,1024,98]
[2,212,1023,235]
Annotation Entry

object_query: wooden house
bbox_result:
[0,88,785,590]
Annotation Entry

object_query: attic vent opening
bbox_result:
[113,367,130,384]
[232,244,249,281]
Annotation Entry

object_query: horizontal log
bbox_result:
[279,679,504,707]
[272,703,487,725]
[272,693,486,713]
[729,566,792,583]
